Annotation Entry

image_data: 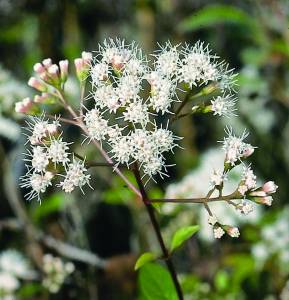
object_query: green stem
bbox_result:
[132,164,184,300]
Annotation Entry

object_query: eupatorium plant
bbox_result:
[16,39,278,299]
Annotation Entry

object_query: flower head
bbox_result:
[222,127,253,165]
[211,94,237,117]
[20,171,54,201]
[59,159,90,193]
[179,42,218,87]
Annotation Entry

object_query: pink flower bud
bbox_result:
[39,72,50,82]
[34,95,43,103]
[15,97,33,113]
[33,63,45,74]
[249,190,267,197]
[243,145,255,158]
[255,196,273,206]
[59,60,69,81]
[47,64,59,79]
[42,58,52,68]
[74,58,90,81]
[74,58,84,73]
[28,77,47,92]
[81,51,92,64]
[225,226,240,238]
[47,64,60,85]
[262,181,278,194]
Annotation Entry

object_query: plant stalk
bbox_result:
[133,165,184,300]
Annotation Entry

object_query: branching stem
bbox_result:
[149,191,241,204]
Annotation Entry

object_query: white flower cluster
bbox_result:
[85,39,236,179]
[0,250,32,298]
[42,254,75,294]
[20,115,91,201]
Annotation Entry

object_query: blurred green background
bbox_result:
[0,0,289,299]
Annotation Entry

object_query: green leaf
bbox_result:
[179,5,255,32]
[135,252,157,270]
[170,225,199,252]
[31,192,68,223]
[138,263,178,300]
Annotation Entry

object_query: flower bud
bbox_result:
[39,72,50,82]
[254,196,273,206]
[34,95,43,103]
[81,51,92,64]
[249,190,267,197]
[33,63,45,74]
[48,64,59,79]
[224,226,240,238]
[34,92,51,103]
[213,226,225,239]
[28,77,47,92]
[15,97,34,113]
[59,60,69,82]
[262,181,278,194]
[74,58,89,81]
[42,58,52,68]
[243,145,255,158]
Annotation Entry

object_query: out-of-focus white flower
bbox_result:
[252,206,289,274]
[0,250,31,278]
[0,272,19,293]
[280,280,289,300]
[42,254,74,294]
